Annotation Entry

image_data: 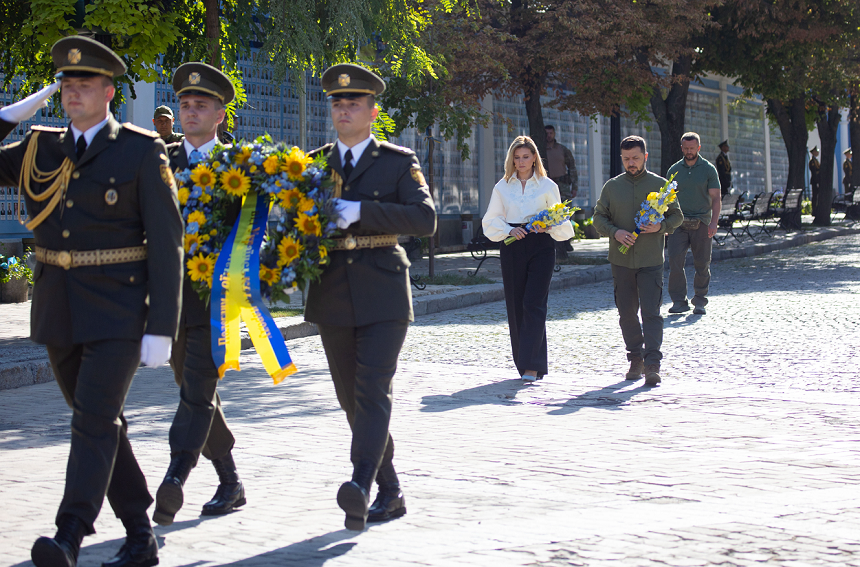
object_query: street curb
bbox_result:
[4,225,860,390]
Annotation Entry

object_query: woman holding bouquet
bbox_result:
[482,136,575,381]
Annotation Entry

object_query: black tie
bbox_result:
[75,136,87,160]
[343,149,354,180]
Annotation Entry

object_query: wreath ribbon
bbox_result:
[210,191,297,384]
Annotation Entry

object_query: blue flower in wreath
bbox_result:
[186,222,199,234]
[190,186,203,199]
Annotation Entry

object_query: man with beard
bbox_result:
[666,132,720,316]
[593,136,682,387]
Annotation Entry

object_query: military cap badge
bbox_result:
[189,72,201,85]
[68,49,82,64]
[338,74,351,87]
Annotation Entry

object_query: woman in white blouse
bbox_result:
[482,136,575,382]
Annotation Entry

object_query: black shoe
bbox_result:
[153,452,195,526]
[32,514,87,567]
[202,451,246,516]
[101,517,158,567]
[337,460,376,531]
[367,486,407,523]
[668,301,690,313]
[693,305,706,315]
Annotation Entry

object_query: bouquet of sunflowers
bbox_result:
[503,201,579,245]
[618,173,678,254]
[176,135,338,304]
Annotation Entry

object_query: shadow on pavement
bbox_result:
[419,379,530,412]
[546,379,652,415]
[8,536,135,567]
[219,530,356,565]
[664,312,703,327]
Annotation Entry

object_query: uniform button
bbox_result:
[72,171,80,179]
[373,191,379,196]
[62,230,70,238]
[396,266,401,271]
[346,258,353,264]
[109,177,116,183]
[66,199,74,208]
[129,276,135,283]
[344,185,350,192]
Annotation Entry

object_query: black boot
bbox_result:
[153,452,195,526]
[202,451,246,516]
[101,516,158,567]
[368,463,407,523]
[336,459,376,531]
[31,514,87,567]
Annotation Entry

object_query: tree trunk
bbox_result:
[851,92,860,188]
[814,105,839,226]
[204,0,220,68]
[523,75,547,160]
[643,55,692,177]
[768,97,808,191]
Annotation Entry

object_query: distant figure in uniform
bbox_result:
[0,36,183,567]
[153,63,247,527]
[809,146,820,209]
[306,64,436,531]
[715,140,732,197]
[844,148,853,194]
[544,124,578,257]
[153,105,184,144]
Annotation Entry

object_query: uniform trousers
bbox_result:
[46,339,153,534]
[317,321,409,470]
[168,322,235,463]
[499,232,555,376]
[667,222,712,307]
[611,264,664,366]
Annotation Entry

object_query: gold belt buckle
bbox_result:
[57,250,72,270]
[344,235,357,251]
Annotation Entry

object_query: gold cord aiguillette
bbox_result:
[17,131,75,230]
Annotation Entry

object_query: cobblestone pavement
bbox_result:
[1,235,859,566]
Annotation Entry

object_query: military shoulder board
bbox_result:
[379,141,415,156]
[31,125,65,133]
[122,123,159,138]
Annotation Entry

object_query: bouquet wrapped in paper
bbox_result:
[503,201,579,245]
[618,174,678,254]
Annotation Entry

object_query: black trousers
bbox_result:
[317,321,409,472]
[47,340,153,534]
[611,264,664,366]
[499,232,555,376]
[168,322,235,463]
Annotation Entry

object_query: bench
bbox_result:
[466,227,562,277]
[714,193,743,245]
[832,189,860,223]
[736,191,772,241]
[777,188,804,231]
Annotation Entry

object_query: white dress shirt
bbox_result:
[70,116,110,146]
[183,136,219,159]
[336,136,373,169]
[482,174,575,242]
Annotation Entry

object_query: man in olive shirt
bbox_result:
[666,132,721,316]
[594,136,682,386]
[153,105,184,144]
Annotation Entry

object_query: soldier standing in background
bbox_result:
[306,64,436,531]
[843,148,853,194]
[0,36,183,567]
[544,125,577,257]
[153,105,184,144]
[809,146,820,209]
[715,140,732,197]
[153,62,247,527]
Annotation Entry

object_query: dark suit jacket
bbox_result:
[716,153,732,191]
[0,117,184,346]
[304,137,436,327]
[167,141,242,327]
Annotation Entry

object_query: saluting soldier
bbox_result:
[153,63,247,527]
[809,146,820,209]
[844,148,853,193]
[715,140,732,197]
[306,64,436,531]
[153,105,184,144]
[0,36,183,567]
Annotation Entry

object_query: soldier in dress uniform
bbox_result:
[152,63,247,527]
[153,105,184,144]
[306,64,436,531]
[809,146,820,209]
[844,148,853,193]
[715,140,732,197]
[0,36,183,567]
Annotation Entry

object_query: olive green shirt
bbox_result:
[667,156,720,223]
[593,169,683,268]
[161,131,184,144]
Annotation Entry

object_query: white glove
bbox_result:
[333,198,361,229]
[140,334,173,367]
[0,82,60,123]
